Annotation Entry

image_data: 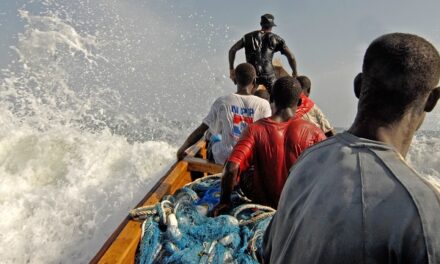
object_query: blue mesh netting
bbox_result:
[135,177,274,264]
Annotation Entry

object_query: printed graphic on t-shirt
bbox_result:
[231,105,255,139]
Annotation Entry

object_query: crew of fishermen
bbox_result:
[177,13,440,264]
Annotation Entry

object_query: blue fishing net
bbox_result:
[137,219,161,264]
[135,177,274,264]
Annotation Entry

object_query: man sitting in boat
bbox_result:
[296,75,336,137]
[177,63,271,164]
[228,14,297,94]
[264,33,440,263]
[213,76,326,213]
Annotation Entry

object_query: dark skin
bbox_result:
[229,27,297,82]
[302,87,311,97]
[176,79,258,161]
[212,98,301,216]
[325,129,336,137]
[348,73,440,158]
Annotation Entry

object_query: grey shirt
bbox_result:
[264,132,440,264]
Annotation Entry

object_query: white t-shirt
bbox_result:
[203,94,271,164]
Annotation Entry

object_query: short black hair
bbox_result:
[297,75,311,95]
[359,33,440,124]
[254,89,270,101]
[272,76,302,109]
[235,63,256,86]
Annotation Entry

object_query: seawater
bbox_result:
[0,116,176,263]
[0,1,439,264]
[0,0,229,263]
[408,131,440,183]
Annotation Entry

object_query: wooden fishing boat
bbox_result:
[91,58,290,264]
[90,139,223,264]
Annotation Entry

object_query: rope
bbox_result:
[134,176,274,263]
[130,205,157,220]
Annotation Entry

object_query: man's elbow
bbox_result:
[226,161,239,172]
[225,161,240,180]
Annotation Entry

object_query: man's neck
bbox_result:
[271,107,296,122]
[236,85,252,95]
[348,113,418,157]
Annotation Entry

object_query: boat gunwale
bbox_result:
[90,139,217,263]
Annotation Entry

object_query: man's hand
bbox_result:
[176,123,209,161]
[212,202,231,217]
[292,71,297,78]
[229,69,236,83]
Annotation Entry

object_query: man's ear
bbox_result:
[252,78,258,92]
[424,87,440,112]
[354,73,362,99]
[297,98,302,106]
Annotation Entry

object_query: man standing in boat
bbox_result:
[229,14,298,94]
[264,33,440,263]
[177,63,271,164]
[213,76,325,212]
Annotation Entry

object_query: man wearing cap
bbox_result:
[229,14,298,94]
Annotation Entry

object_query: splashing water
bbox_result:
[408,131,440,183]
[1,1,440,263]
[0,0,231,263]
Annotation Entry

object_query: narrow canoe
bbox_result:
[91,58,288,263]
[90,139,223,264]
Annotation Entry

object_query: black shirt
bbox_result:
[242,31,288,78]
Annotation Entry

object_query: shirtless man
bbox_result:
[229,14,297,94]
[297,75,336,137]
[213,76,325,213]
[177,63,271,164]
[264,33,440,263]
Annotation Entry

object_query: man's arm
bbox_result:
[212,127,255,216]
[212,161,240,215]
[176,123,209,160]
[283,46,298,77]
[229,39,244,82]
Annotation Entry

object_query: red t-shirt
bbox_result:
[228,117,326,208]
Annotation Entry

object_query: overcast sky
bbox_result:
[1,0,440,129]
[197,0,440,129]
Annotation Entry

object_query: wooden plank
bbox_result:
[185,156,224,174]
[185,140,206,157]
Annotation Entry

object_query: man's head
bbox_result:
[235,63,256,89]
[260,14,276,30]
[272,76,302,109]
[297,75,311,97]
[355,33,440,127]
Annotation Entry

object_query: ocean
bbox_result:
[0,1,439,263]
